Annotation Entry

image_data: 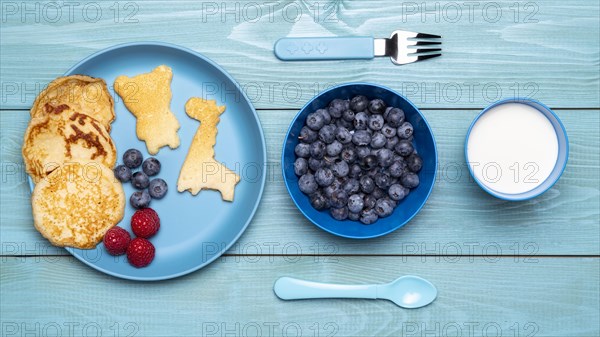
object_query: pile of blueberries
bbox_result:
[294,96,423,225]
[114,149,168,208]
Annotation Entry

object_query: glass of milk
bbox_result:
[465,98,569,200]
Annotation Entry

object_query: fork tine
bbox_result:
[414,40,441,46]
[409,48,442,54]
[415,32,441,39]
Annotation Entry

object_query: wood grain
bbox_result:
[1,0,598,109]
[2,109,598,256]
[0,257,598,336]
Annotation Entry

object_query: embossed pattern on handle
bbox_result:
[274,37,374,61]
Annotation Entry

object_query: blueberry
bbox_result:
[407,154,423,172]
[310,191,329,210]
[295,143,310,158]
[142,157,161,176]
[299,173,318,194]
[359,176,375,193]
[330,207,349,221]
[335,127,352,144]
[370,132,386,149]
[347,194,364,213]
[386,108,405,127]
[123,149,143,169]
[318,124,336,144]
[330,190,348,208]
[368,99,387,114]
[368,114,384,131]
[148,178,168,199]
[332,160,349,178]
[353,112,369,130]
[375,198,394,217]
[342,109,355,122]
[364,194,377,209]
[130,189,151,209]
[360,208,378,224]
[352,130,371,146]
[372,187,386,199]
[309,141,326,159]
[397,122,414,139]
[388,184,409,201]
[343,178,360,194]
[299,126,318,143]
[374,172,391,189]
[336,118,353,129]
[377,148,394,167]
[382,124,397,138]
[326,141,343,157]
[348,211,360,221]
[356,146,371,159]
[349,164,362,178]
[294,158,308,176]
[401,172,420,189]
[315,168,335,187]
[385,136,400,150]
[361,155,378,170]
[315,108,331,124]
[306,112,325,131]
[328,99,347,118]
[132,171,149,189]
[341,147,357,163]
[389,160,408,178]
[308,157,324,171]
[350,95,369,112]
[113,164,132,182]
[395,140,414,156]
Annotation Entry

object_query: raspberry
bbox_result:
[131,210,159,238]
[139,208,160,226]
[126,238,155,268]
[103,227,131,256]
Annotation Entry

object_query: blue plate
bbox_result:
[282,83,437,239]
[29,42,266,281]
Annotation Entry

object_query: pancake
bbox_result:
[31,161,125,249]
[22,106,116,183]
[31,75,115,131]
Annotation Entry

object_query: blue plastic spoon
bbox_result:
[274,275,437,309]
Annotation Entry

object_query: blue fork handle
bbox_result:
[274,37,374,61]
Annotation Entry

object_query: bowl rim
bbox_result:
[281,82,438,239]
[464,97,569,201]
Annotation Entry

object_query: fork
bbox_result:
[274,30,441,65]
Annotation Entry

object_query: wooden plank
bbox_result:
[0,257,598,336]
[1,0,599,109]
[2,109,598,256]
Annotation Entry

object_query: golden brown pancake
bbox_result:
[32,161,125,249]
[31,75,115,131]
[22,105,116,183]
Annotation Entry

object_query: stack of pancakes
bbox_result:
[22,75,125,249]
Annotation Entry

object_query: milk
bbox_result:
[467,103,559,194]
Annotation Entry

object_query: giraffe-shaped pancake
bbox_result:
[177,98,240,201]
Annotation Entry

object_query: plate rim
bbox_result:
[31,41,267,281]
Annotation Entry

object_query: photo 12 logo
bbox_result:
[1,1,139,23]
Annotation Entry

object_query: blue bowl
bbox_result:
[282,83,437,239]
[465,97,569,201]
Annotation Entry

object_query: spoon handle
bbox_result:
[274,277,378,300]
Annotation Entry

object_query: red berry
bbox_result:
[131,210,159,238]
[103,227,131,256]
[140,208,160,226]
[126,238,155,268]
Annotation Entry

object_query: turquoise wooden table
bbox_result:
[1,1,599,336]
